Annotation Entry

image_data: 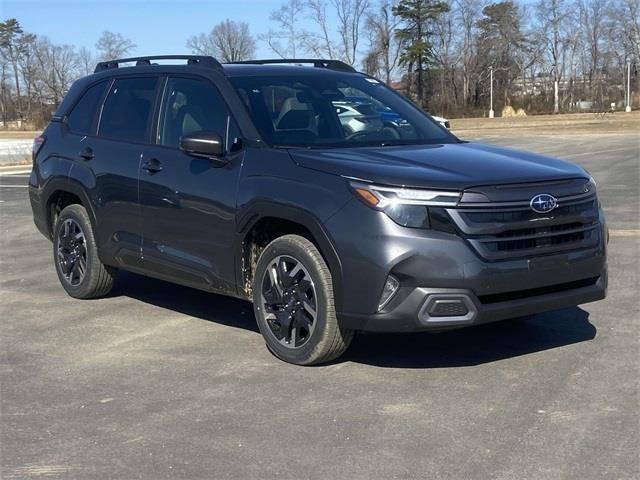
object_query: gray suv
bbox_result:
[29,56,607,365]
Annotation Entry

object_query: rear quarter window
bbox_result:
[98,77,159,143]
[67,80,108,135]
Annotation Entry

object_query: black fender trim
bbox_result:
[41,177,97,238]
[235,201,344,311]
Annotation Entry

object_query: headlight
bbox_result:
[385,203,430,228]
[586,176,600,208]
[350,181,461,228]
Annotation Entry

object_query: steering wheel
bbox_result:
[345,131,371,141]
[346,125,402,142]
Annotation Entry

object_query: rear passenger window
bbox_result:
[67,81,108,135]
[98,77,158,142]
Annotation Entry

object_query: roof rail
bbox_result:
[229,59,357,73]
[94,55,223,73]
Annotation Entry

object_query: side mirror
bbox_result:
[180,132,224,159]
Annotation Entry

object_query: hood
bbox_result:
[290,142,587,191]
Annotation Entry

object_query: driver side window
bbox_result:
[158,77,229,148]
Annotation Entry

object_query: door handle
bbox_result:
[142,158,163,174]
[78,147,94,160]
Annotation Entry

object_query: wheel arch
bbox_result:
[236,202,344,311]
[43,179,97,239]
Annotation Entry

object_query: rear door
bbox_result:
[87,76,160,268]
[138,75,244,294]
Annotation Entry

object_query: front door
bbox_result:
[139,76,243,294]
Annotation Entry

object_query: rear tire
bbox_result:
[53,204,116,299]
[252,234,353,365]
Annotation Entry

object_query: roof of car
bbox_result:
[90,56,361,79]
[81,63,362,85]
[221,63,361,77]
[88,63,361,78]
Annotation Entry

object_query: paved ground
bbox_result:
[450,110,640,136]
[1,130,638,479]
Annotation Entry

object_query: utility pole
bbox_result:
[626,61,632,112]
[489,66,495,118]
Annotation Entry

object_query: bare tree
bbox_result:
[331,0,370,65]
[35,37,79,106]
[535,0,570,113]
[432,5,458,114]
[95,31,135,61]
[264,0,370,64]
[77,46,96,76]
[261,0,306,58]
[564,10,583,108]
[619,0,640,62]
[304,0,336,58]
[0,57,10,123]
[187,20,256,62]
[16,33,38,119]
[364,0,401,83]
[578,0,608,102]
[453,0,483,108]
[608,0,639,104]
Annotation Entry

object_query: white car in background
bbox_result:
[430,114,450,129]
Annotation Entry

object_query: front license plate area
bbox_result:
[528,254,569,272]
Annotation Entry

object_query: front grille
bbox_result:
[484,223,596,252]
[447,194,600,261]
[464,200,597,224]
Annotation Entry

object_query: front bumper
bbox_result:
[338,272,606,332]
[327,199,607,332]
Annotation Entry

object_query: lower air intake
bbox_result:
[428,299,469,317]
[419,293,477,324]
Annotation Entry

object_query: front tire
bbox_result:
[53,204,116,299]
[252,235,353,365]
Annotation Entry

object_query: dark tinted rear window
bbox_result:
[67,81,108,135]
[98,77,158,142]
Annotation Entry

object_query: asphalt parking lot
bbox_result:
[1,130,638,479]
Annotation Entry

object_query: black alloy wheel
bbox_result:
[53,204,116,299]
[56,218,88,286]
[253,234,353,365]
[260,255,318,349]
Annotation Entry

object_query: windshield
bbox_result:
[230,73,458,148]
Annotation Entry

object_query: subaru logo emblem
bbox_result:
[530,193,558,214]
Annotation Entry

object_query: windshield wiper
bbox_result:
[273,144,312,149]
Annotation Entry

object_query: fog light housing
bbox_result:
[378,275,400,311]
